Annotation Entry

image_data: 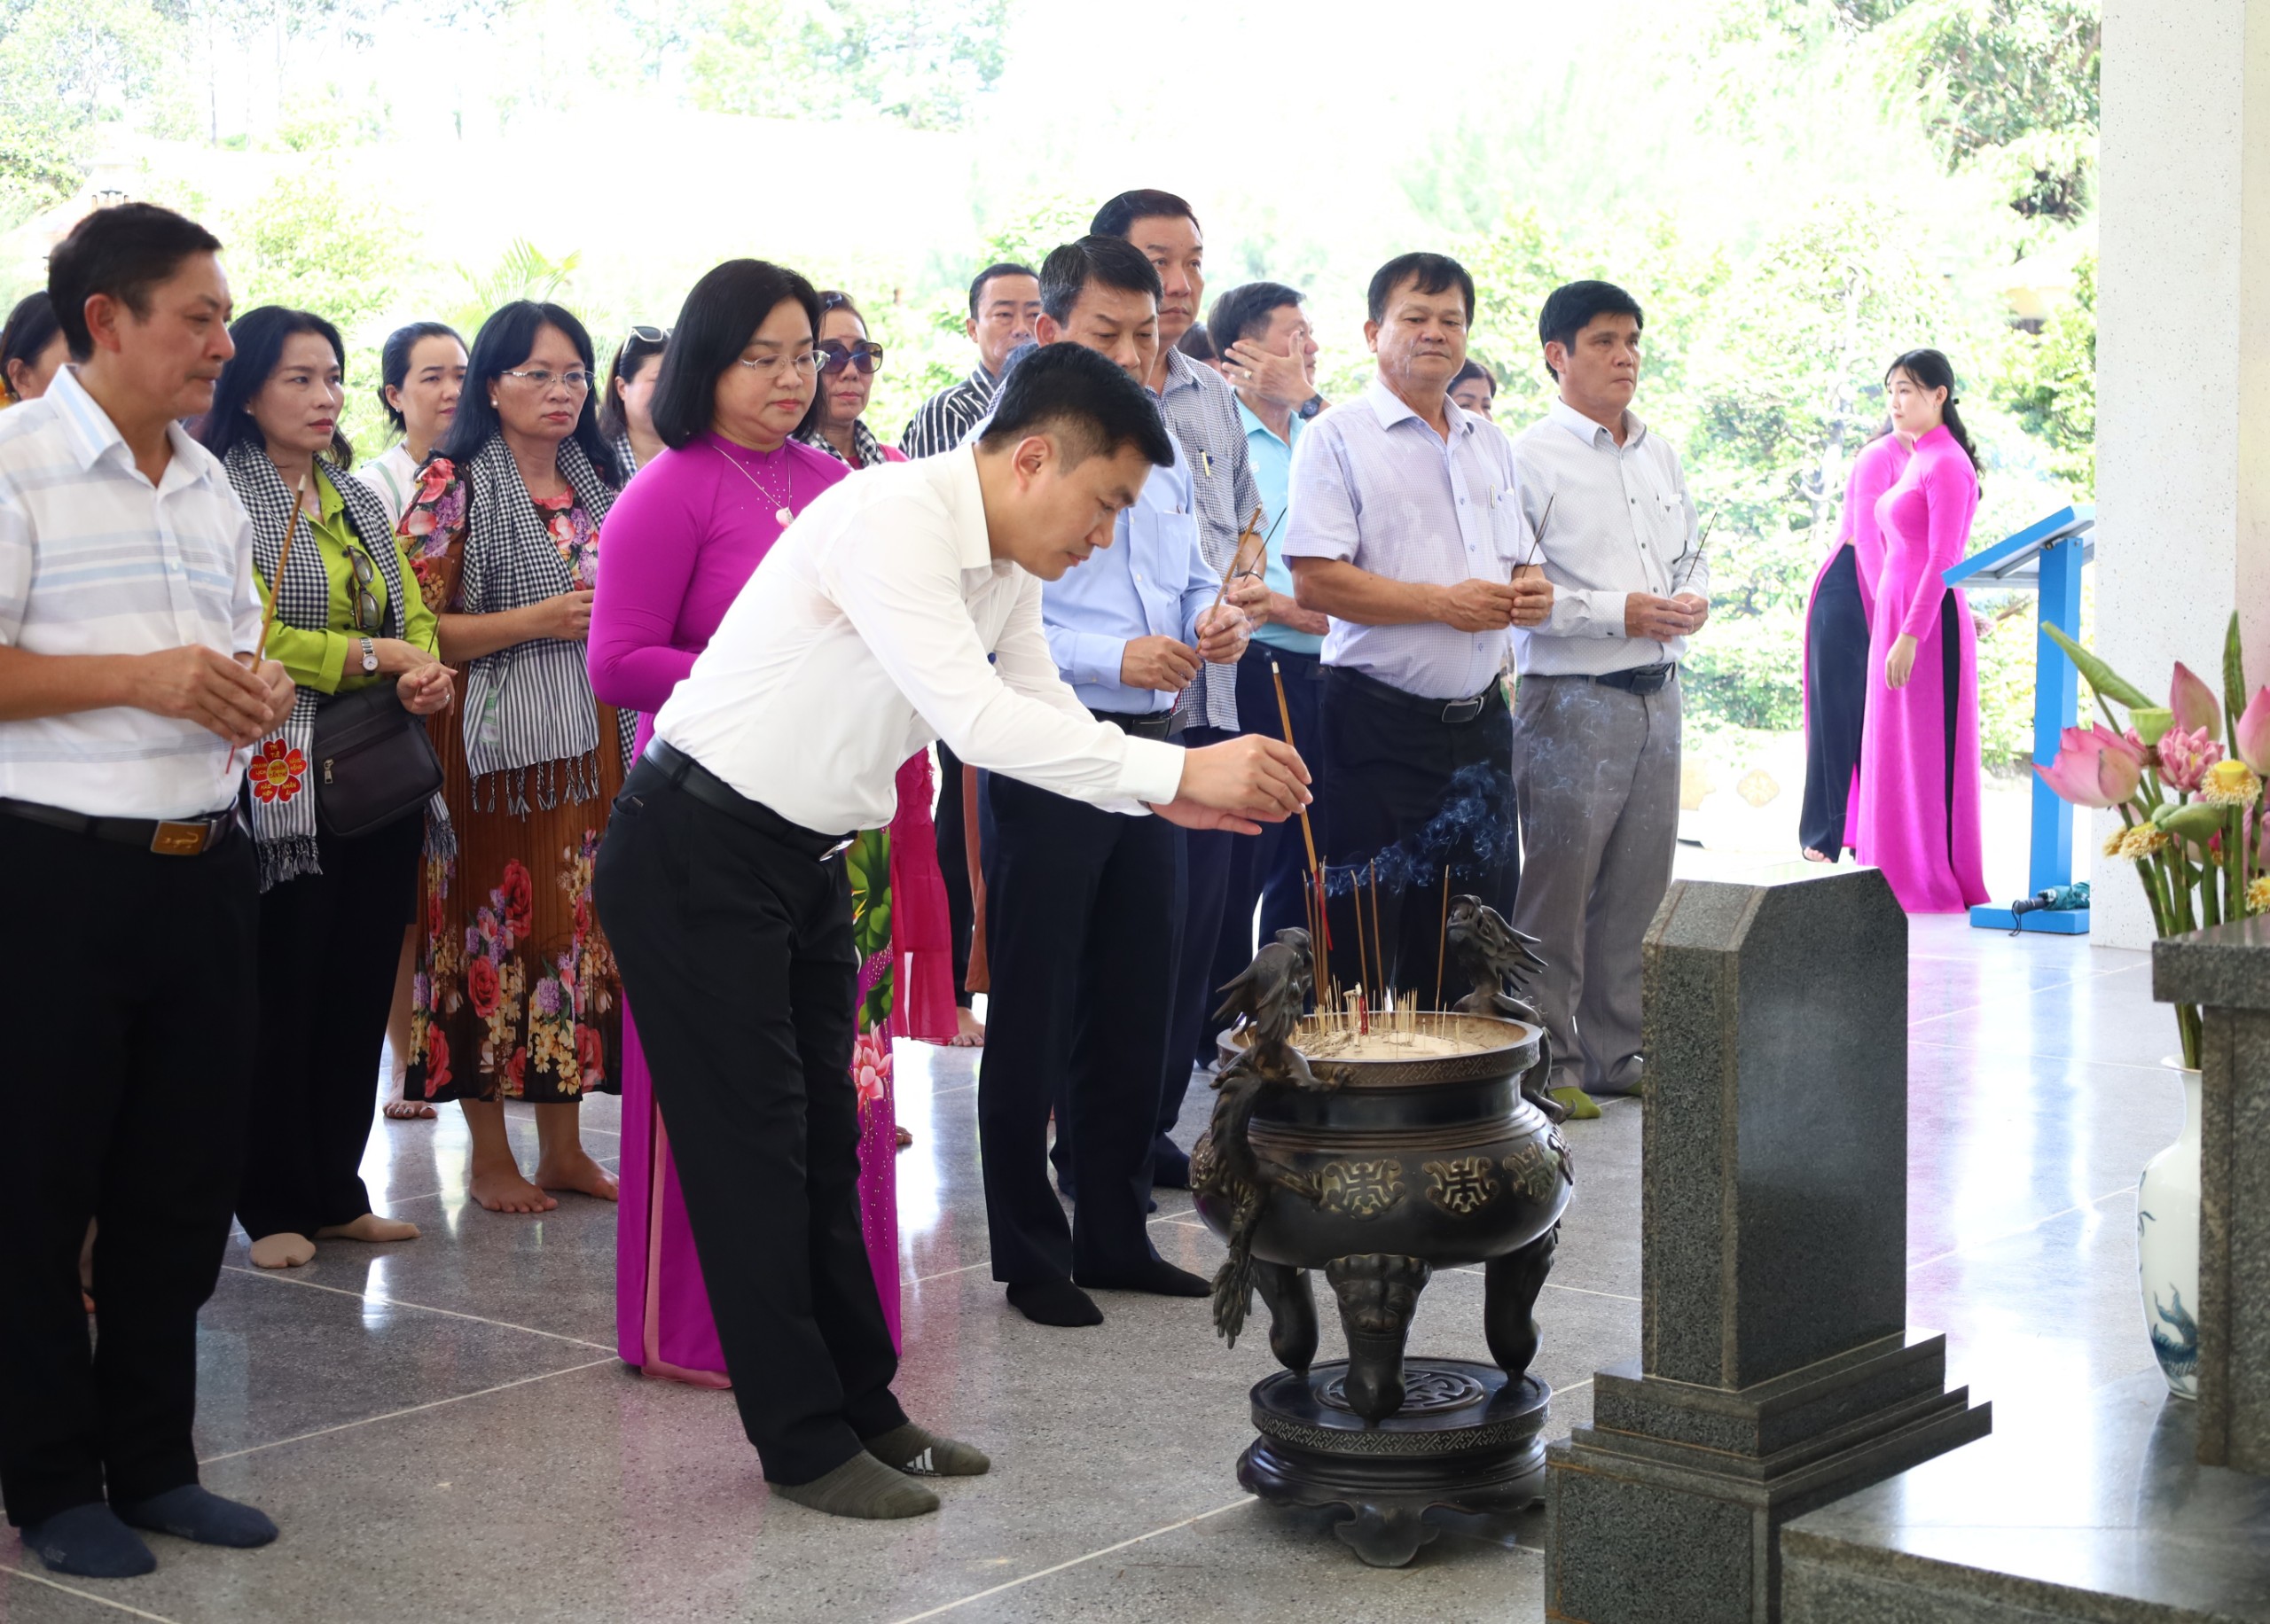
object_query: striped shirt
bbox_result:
[1282,380,1530,700]
[0,366,263,817]
[898,364,998,459]
[1158,347,1259,730]
[1509,399,1709,676]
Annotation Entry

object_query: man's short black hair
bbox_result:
[1206,281,1304,354]
[976,342,1174,469]
[1538,279,1644,380]
[1090,189,1200,239]
[967,261,1037,320]
[1037,237,1162,325]
[48,202,223,362]
[1175,322,1215,363]
[1366,253,1476,326]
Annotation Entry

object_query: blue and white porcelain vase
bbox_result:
[2136,1060,2202,1399]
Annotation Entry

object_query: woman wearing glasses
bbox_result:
[796,291,906,472]
[599,324,669,479]
[397,301,630,1214]
[195,307,455,1269]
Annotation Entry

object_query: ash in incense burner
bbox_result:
[1191,904,1575,1567]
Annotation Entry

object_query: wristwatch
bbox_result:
[358,636,378,675]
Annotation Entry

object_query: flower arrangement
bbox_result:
[2037,614,2268,1067]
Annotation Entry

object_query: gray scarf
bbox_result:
[228,441,454,890]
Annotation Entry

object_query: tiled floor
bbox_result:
[0,910,2184,1624]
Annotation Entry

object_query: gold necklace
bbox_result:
[712,440,794,528]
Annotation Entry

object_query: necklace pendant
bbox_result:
[777,505,794,527]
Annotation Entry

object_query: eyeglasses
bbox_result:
[624,324,669,346]
[818,339,885,376]
[340,537,383,633]
[732,350,823,380]
[500,368,593,393]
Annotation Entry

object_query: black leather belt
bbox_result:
[640,740,854,861]
[1089,707,1178,742]
[1589,663,1678,696]
[1327,665,1505,725]
[0,797,239,855]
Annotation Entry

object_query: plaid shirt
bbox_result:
[898,364,998,459]
[1158,347,1260,731]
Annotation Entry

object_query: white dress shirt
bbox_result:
[0,367,262,818]
[1510,398,1710,677]
[653,446,1187,834]
[1280,381,1530,700]
[355,441,422,527]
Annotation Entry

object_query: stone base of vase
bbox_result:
[1236,1359,1549,1568]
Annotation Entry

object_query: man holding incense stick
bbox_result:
[1284,252,1548,1005]
[0,204,293,1578]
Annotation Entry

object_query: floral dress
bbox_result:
[399,463,625,1105]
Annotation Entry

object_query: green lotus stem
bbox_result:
[2135,846,2170,940]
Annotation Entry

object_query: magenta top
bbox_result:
[1843,433,1911,624]
[588,432,849,755]
[1874,425,1978,642]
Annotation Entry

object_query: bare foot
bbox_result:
[535,1149,620,1203]
[248,1232,317,1269]
[895,1124,914,1150]
[948,1008,984,1048]
[317,1213,420,1243]
[469,1161,558,1214]
[82,1292,95,1315]
[1803,848,1829,863]
[384,1099,438,1120]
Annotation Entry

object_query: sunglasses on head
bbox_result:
[624,324,669,347]
[818,339,884,376]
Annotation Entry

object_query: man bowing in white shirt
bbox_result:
[591,341,1309,1524]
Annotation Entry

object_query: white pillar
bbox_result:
[2096,0,2270,948]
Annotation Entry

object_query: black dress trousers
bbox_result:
[934,742,976,1009]
[977,769,1180,1284]
[1800,544,1869,859]
[592,761,907,1487]
[1157,727,1234,1148]
[0,815,256,1529]
[1316,668,1517,1008]
[237,813,425,1242]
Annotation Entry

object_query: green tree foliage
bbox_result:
[0,0,164,227]
[668,0,1008,130]
[1989,251,2095,491]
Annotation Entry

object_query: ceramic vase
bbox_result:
[2136,1060,2203,1399]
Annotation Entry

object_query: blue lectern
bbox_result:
[1943,504,2097,933]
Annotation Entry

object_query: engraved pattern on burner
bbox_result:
[1501,1144,1562,1201]
[1314,1159,1406,1218]
[1319,1368,1488,1415]
[1422,1156,1501,1216]
[1251,1411,1543,1456]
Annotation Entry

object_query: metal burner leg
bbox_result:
[1324,1253,1433,1423]
[1252,1261,1319,1373]
[1483,1222,1558,1379]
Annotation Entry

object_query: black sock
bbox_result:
[114,1485,278,1550]
[1076,1257,1210,1297]
[1006,1279,1103,1326]
[22,1503,156,1578]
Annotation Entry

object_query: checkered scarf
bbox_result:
[228,441,454,890]
[455,433,621,805]
[796,418,889,469]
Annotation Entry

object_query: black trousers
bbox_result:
[592,761,906,1485]
[1206,645,1323,1047]
[1158,728,1234,1144]
[935,743,975,1007]
[1801,545,1869,859]
[239,816,424,1241]
[1318,668,1517,1007]
[978,771,1179,1283]
[0,816,255,1528]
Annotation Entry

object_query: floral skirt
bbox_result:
[408,707,627,1105]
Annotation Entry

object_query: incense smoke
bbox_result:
[1320,762,1515,898]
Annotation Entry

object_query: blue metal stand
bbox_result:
[1943,506,2097,934]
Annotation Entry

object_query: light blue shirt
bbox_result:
[1281,380,1530,700]
[1237,397,1320,657]
[1041,434,1218,714]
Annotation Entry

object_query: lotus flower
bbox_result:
[2236,688,2270,775]
[2035,722,2145,808]
[2129,707,2175,747]
[2172,663,2222,738]
[2156,725,2224,792]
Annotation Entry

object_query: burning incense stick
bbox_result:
[1209,504,1269,617]
[231,466,309,773]
[1270,656,1328,948]
[1436,863,1451,1010]
[1367,860,1385,1011]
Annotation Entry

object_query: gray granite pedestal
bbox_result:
[1543,867,1990,1623]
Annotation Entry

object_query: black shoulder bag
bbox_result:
[311,683,444,839]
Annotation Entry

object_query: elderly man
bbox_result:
[1510,279,1706,1118]
[1090,189,1268,1182]
[1285,253,1549,1004]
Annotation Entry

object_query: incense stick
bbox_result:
[1209,504,1268,617]
[1435,863,1451,1011]
[231,466,309,773]
[1270,656,1328,946]
[1367,861,1385,1012]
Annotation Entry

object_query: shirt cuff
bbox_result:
[1065,630,1130,691]
[1118,736,1186,808]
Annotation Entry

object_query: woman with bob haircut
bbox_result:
[796,290,907,472]
[590,259,951,1383]
[396,301,629,1214]
[194,305,453,1270]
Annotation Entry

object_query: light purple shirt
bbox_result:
[1281,379,1530,700]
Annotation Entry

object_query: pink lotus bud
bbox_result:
[2171,663,2221,738]
[2236,687,2270,775]
[2035,724,2146,808]
[2156,724,2225,792]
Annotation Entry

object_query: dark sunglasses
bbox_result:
[818,339,884,376]
[340,538,383,633]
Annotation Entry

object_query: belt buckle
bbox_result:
[1442,696,1484,724]
[819,837,855,863]
[150,819,210,856]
